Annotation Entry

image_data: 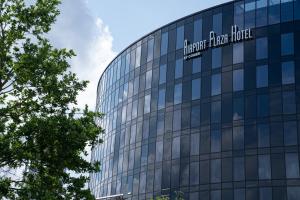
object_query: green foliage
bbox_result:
[0,0,103,199]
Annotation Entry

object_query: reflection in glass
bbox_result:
[211,74,221,96]
[282,61,295,85]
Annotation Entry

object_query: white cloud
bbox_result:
[48,0,116,110]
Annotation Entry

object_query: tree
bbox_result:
[0,0,103,199]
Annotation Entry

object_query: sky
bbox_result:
[48,0,232,110]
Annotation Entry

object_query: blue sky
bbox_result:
[86,0,231,53]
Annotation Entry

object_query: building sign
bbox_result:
[184,25,253,60]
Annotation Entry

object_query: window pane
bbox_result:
[282,61,295,84]
[174,83,182,105]
[285,153,300,179]
[257,94,269,117]
[176,26,184,50]
[159,64,167,84]
[258,155,271,179]
[211,130,221,152]
[192,57,201,73]
[234,157,245,181]
[234,189,245,200]
[281,33,294,56]
[211,101,221,124]
[212,74,221,96]
[145,70,152,90]
[172,137,180,159]
[191,105,201,128]
[233,97,244,121]
[194,19,202,42]
[147,38,154,62]
[158,88,166,110]
[233,126,244,150]
[284,121,298,146]
[283,91,296,114]
[258,123,270,147]
[144,94,151,114]
[256,37,268,59]
[268,0,280,24]
[190,133,200,155]
[190,162,200,185]
[192,78,201,100]
[212,48,222,69]
[281,0,294,22]
[175,58,183,79]
[173,110,181,131]
[233,69,244,91]
[287,187,300,200]
[211,159,221,183]
[161,32,168,56]
[260,188,272,200]
[156,141,163,162]
[213,13,222,34]
[211,190,221,200]
[256,65,268,88]
[256,0,268,27]
[233,43,244,64]
[136,46,141,67]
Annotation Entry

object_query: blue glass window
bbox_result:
[192,57,201,73]
[260,188,272,200]
[173,109,181,131]
[233,69,244,91]
[257,94,269,117]
[281,33,294,56]
[160,32,168,56]
[211,159,221,183]
[233,43,244,64]
[211,101,221,124]
[282,61,295,84]
[194,19,202,42]
[281,0,294,22]
[283,91,296,114]
[258,123,270,147]
[256,37,268,60]
[190,133,200,155]
[234,189,245,200]
[256,0,268,27]
[213,13,222,34]
[145,70,152,90]
[256,65,268,88]
[245,0,256,28]
[234,157,245,181]
[234,1,244,28]
[287,187,300,200]
[158,88,166,110]
[147,38,154,62]
[191,105,201,128]
[172,137,180,159]
[258,155,271,179]
[175,58,183,79]
[174,83,182,105]
[144,94,151,114]
[233,97,244,121]
[176,26,184,50]
[192,78,201,100]
[285,153,300,179]
[135,46,141,67]
[212,48,222,69]
[211,190,221,200]
[211,74,221,96]
[233,126,244,150]
[268,0,280,24]
[211,130,221,153]
[284,121,298,146]
[159,64,167,84]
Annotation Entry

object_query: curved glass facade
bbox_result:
[89,0,300,199]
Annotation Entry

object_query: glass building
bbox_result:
[89,0,300,199]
